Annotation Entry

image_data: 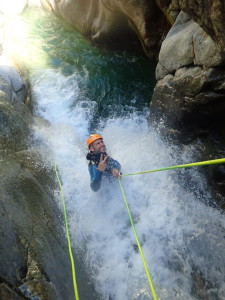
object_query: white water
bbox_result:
[31,69,225,300]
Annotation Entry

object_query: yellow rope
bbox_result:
[54,163,80,300]
[117,157,225,299]
[118,177,158,300]
[53,157,225,299]
[121,157,225,177]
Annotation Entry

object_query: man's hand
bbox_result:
[97,154,109,172]
[112,168,120,178]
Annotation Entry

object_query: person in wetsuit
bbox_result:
[86,134,121,191]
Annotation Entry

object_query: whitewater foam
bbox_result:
[31,69,225,300]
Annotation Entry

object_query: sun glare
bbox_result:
[0,0,27,16]
[0,14,49,69]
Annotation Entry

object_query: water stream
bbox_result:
[5,7,225,300]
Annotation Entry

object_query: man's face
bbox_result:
[90,138,106,153]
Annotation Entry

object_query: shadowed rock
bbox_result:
[0,63,75,299]
[31,0,170,58]
[151,66,225,142]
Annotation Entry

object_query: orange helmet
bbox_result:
[86,134,103,147]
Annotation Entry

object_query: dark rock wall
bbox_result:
[149,1,225,208]
[177,0,225,50]
[150,1,225,141]
[37,0,170,57]
[0,66,74,299]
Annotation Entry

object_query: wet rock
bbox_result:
[156,12,197,79]
[155,0,180,23]
[151,66,225,143]
[177,0,225,52]
[193,26,223,67]
[156,11,224,80]
[0,98,32,151]
[0,150,74,300]
[151,3,225,146]
[151,1,225,149]
[0,62,76,299]
[30,0,170,58]
[0,64,27,102]
[206,164,225,209]
[191,266,214,300]
[0,74,13,102]
[0,283,25,300]
[0,61,32,151]
[156,0,225,52]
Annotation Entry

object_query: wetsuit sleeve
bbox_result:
[108,158,121,172]
[89,164,103,192]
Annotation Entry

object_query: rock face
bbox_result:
[151,61,225,143]
[176,0,225,51]
[156,0,225,50]
[30,0,170,58]
[155,12,224,80]
[149,1,225,207]
[0,64,75,299]
[27,0,225,144]
[149,4,225,142]
[0,151,74,300]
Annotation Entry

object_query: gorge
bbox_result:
[1,1,225,299]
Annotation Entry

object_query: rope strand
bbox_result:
[121,158,225,177]
[118,177,158,300]
[53,157,225,299]
[54,163,80,300]
[117,157,225,299]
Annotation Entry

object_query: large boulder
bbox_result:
[150,9,225,144]
[155,0,225,51]
[150,6,225,208]
[176,0,225,51]
[156,11,224,80]
[151,66,225,142]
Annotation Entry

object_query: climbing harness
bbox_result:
[54,157,225,300]
[54,163,79,300]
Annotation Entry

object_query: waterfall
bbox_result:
[7,6,225,300]
[31,68,225,300]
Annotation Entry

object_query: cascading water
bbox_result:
[6,7,225,300]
